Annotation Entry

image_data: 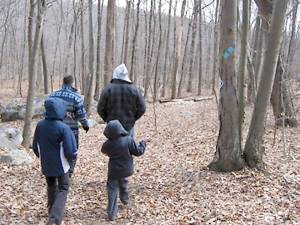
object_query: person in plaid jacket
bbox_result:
[50,75,89,177]
[97,64,146,136]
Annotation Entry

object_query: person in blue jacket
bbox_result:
[50,75,89,177]
[101,120,146,221]
[32,98,77,225]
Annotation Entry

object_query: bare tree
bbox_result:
[40,33,49,94]
[22,0,46,148]
[161,0,173,98]
[244,0,288,169]
[103,0,116,85]
[84,0,95,115]
[208,0,244,172]
[171,0,186,99]
[238,0,249,142]
[94,0,104,100]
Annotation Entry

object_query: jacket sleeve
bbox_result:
[128,138,146,156]
[32,125,40,158]
[101,142,108,156]
[97,88,108,122]
[74,96,89,128]
[62,126,78,160]
[135,88,146,120]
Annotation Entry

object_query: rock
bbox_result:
[0,128,23,145]
[1,96,46,122]
[0,128,33,165]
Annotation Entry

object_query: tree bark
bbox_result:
[103,0,116,85]
[244,0,288,169]
[22,0,46,148]
[40,33,49,94]
[196,0,202,96]
[161,0,173,98]
[238,0,249,143]
[129,0,141,83]
[171,0,186,99]
[84,0,95,116]
[211,0,220,94]
[94,0,104,100]
[208,0,244,172]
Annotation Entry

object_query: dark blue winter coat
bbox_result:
[101,120,146,180]
[32,98,78,177]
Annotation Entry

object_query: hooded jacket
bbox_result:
[101,120,146,180]
[32,98,77,177]
[97,64,146,131]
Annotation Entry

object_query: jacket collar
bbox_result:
[61,84,78,92]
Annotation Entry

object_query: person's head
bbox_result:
[63,75,74,86]
[104,120,128,140]
[44,98,67,121]
[112,64,132,83]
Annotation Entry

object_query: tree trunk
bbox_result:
[171,0,186,99]
[161,0,173,98]
[177,18,193,98]
[208,0,244,172]
[22,0,46,148]
[103,0,116,85]
[40,33,49,94]
[153,0,162,101]
[270,56,298,127]
[129,0,141,83]
[94,0,104,100]
[244,0,288,169]
[144,0,154,98]
[197,0,202,96]
[84,0,95,116]
[211,0,220,93]
[80,0,85,93]
[238,0,249,143]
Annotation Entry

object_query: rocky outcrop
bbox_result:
[0,128,33,165]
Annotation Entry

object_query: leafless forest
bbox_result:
[0,0,300,224]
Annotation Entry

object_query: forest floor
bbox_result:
[0,95,299,225]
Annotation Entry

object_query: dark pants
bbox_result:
[46,173,70,225]
[69,129,79,177]
[106,178,129,220]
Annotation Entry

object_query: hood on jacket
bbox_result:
[104,120,128,140]
[112,64,132,83]
[45,98,67,120]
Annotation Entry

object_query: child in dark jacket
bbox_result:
[32,98,77,225]
[101,120,146,221]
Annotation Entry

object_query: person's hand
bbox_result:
[83,125,89,133]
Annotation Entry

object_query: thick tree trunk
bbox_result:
[244,0,288,169]
[208,0,244,172]
[80,0,85,93]
[103,0,116,85]
[23,0,46,148]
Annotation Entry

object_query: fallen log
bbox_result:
[159,96,213,104]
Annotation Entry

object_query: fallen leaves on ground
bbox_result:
[0,99,299,224]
